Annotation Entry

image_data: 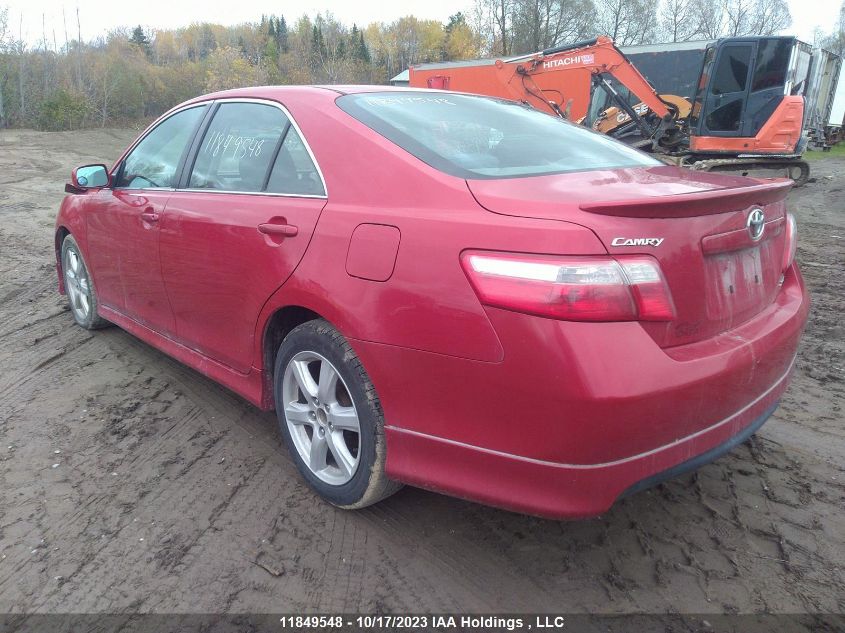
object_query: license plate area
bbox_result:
[704,241,780,324]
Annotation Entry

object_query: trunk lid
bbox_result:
[467,165,791,347]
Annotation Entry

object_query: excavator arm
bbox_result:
[494,36,674,121]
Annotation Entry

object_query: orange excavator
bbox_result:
[409,35,813,184]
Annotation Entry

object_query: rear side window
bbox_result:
[336,92,658,179]
[751,39,790,92]
[116,105,206,189]
[266,128,325,196]
[189,102,287,192]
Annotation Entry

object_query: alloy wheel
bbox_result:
[281,351,361,485]
[64,247,92,321]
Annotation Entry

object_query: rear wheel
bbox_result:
[274,319,401,508]
[61,235,109,330]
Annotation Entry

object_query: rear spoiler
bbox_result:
[579,179,793,218]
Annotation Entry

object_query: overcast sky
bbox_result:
[3,0,842,46]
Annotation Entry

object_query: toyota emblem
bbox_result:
[747,208,765,241]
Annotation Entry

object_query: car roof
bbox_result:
[184,84,437,104]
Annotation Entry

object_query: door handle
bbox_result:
[258,223,298,237]
[140,210,160,223]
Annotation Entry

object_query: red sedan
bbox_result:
[55,87,809,518]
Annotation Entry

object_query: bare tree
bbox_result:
[821,1,845,56]
[474,0,594,56]
[512,0,594,52]
[312,14,355,83]
[0,5,8,126]
[471,0,509,56]
[493,0,514,55]
[689,0,726,38]
[595,0,659,45]
[659,0,701,42]
[17,13,24,116]
[689,0,790,39]
[747,0,791,36]
[724,0,753,36]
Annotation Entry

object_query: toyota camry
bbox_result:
[55,86,809,518]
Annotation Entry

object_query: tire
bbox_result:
[61,234,109,330]
[274,319,402,509]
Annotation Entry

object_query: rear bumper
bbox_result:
[355,263,808,519]
[385,367,789,519]
[618,401,777,500]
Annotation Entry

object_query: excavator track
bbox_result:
[688,158,811,187]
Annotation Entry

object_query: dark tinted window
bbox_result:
[266,127,325,196]
[710,45,752,94]
[751,39,791,91]
[189,102,287,192]
[705,100,742,132]
[337,92,659,179]
[116,105,206,189]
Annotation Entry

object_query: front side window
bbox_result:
[116,105,206,189]
[189,102,288,192]
[337,92,659,180]
[710,45,752,95]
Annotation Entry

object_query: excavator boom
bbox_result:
[411,36,674,124]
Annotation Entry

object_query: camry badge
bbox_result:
[747,208,766,241]
[611,237,664,247]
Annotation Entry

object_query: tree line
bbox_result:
[0,0,836,131]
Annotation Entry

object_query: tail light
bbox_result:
[782,213,797,271]
[461,251,675,322]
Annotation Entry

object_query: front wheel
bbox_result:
[274,319,402,509]
[61,235,109,330]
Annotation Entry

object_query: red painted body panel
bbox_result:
[55,85,810,518]
[159,192,326,373]
[345,224,401,282]
[87,189,175,333]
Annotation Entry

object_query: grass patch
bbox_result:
[804,142,845,159]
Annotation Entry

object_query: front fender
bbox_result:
[54,194,92,293]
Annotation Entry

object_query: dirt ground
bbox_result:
[0,128,842,621]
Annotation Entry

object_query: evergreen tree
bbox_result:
[350,25,369,63]
[129,26,152,59]
[277,16,289,53]
[311,24,326,60]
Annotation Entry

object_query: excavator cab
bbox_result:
[690,37,812,153]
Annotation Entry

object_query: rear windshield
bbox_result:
[336,91,660,179]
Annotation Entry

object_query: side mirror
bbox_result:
[66,164,109,193]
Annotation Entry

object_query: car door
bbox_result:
[700,42,754,137]
[159,99,327,373]
[87,104,208,334]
